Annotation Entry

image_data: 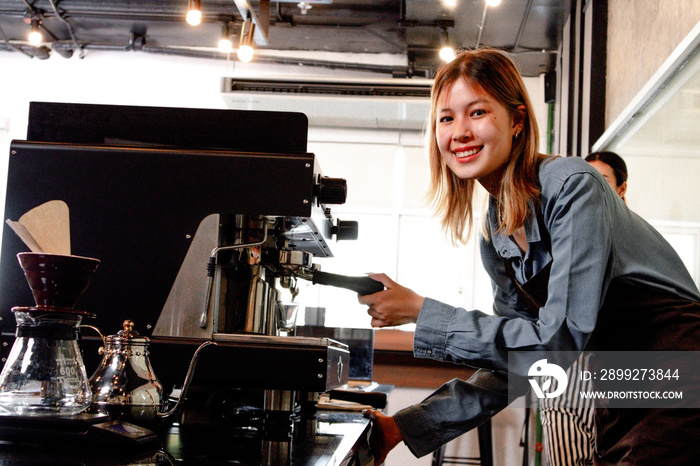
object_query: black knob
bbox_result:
[316,177,347,205]
[331,220,358,241]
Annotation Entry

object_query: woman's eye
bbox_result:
[439,115,453,123]
[471,109,487,117]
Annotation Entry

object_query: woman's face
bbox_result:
[435,78,522,194]
[588,160,627,198]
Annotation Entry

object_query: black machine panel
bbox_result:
[0,103,319,337]
[26,101,309,153]
[0,141,317,335]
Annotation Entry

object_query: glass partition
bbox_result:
[593,28,700,285]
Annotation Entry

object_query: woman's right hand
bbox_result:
[363,409,404,465]
[358,273,424,328]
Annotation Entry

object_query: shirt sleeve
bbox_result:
[393,369,529,458]
[413,170,612,377]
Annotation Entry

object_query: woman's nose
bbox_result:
[453,125,472,141]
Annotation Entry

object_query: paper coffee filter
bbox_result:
[5,200,71,255]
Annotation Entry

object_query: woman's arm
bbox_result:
[390,369,528,458]
[414,170,611,375]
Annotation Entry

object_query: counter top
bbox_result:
[0,410,373,465]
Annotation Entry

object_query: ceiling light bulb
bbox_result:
[186,10,202,26]
[28,30,42,45]
[443,0,458,7]
[28,19,42,45]
[186,0,202,26]
[219,38,233,53]
[237,45,254,63]
[440,46,456,62]
[237,19,255,62]
[486,0,502,6]
[218,22,234,53]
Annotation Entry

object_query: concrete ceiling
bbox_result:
[0,0,570,78]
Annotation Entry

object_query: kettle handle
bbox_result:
[157,340,217,418]
[80,324,106,348]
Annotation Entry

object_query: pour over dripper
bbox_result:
[17,252,100,309]
[0,252,100,416]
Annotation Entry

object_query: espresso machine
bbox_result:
[0,102,379,464]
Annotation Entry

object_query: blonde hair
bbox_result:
[427,48,547,245]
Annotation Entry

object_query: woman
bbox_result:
[585,151,628,201]
[360,48,700,465]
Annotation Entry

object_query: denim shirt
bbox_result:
[393,156,700,458]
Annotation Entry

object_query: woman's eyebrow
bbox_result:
[438,98,488,113]
[466,97,488,108]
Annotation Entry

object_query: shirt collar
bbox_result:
[487,197,543,258]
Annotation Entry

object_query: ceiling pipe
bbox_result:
[512,0,534,51]
[46,39,432,76]
[0,42,51,58]
[47,0,82,57]
[475,1,488,48]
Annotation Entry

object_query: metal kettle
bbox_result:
[89,320,166,421]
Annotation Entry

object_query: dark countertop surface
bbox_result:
[0,410,373,465]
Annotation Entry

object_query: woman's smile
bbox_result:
[453,146,482,162]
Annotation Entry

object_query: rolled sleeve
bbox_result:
[394,370,528,458]
[413,297,453,360]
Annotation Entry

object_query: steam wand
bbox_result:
[199,227,270,328]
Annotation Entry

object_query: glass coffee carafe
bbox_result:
[0,252,100,416]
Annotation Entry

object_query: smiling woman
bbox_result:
[357,48,700,466]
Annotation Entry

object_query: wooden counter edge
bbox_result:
[372,329,475,389]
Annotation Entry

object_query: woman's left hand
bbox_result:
[363,409,404,465]
[358,273,424,328]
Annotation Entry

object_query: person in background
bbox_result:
[585,151,628,201]
[539,151,629,466]
[358,48,700,465]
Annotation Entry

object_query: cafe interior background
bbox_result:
[1,0,699,464]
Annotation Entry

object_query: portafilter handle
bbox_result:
[307,270,384,296]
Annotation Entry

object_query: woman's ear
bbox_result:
[513,105,527,136]
[617,181,628,200]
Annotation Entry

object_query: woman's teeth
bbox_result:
[456,148,480,158]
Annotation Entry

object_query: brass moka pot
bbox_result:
[89,320,166,422]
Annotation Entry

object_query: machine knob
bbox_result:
[331,219,358,241]
[315,176,347,205]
